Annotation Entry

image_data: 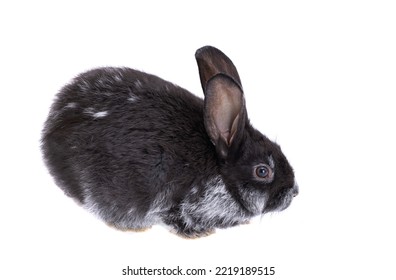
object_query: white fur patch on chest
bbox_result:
[180,176,247,229]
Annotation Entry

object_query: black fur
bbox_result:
[41,46,297,238]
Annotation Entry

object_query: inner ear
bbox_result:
[204,74,244,148]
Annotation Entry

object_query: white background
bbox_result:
[1,1,395,279]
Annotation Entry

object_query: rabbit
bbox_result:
[41,46,298,238]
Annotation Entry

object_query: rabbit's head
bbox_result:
[196,46,298,215]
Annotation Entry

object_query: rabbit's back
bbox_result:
[42,67,217,229]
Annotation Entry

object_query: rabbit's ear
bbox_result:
[195,46,242,93]
[196,46,246,159]
[203,74,246,159]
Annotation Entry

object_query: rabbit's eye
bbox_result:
[256,166,269,178]
[254,164,274,181]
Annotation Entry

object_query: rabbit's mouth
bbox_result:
[263,182,298,213]
[277,182,299,212]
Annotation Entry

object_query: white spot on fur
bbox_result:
[83,108,108,118]
[128,95,138,102]
[190,186,199,196]
[268,155,275,168]
[127,88,139,102]
[92,111,108,118]
[110,69,123,82]
[65,102,77,109]
[134,80,143,88]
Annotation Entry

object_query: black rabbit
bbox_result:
[41,46,298,238]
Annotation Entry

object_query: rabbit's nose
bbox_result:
[292,182,299,197]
